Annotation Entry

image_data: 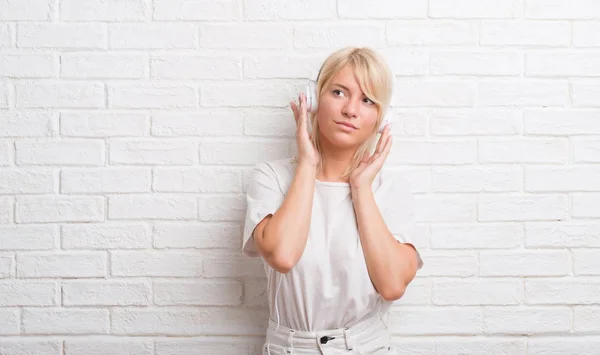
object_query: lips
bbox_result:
[335,121,357,129]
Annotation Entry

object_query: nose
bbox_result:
[342,97,360,119]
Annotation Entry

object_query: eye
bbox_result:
[363,97,375,105]
[332,89,345,97]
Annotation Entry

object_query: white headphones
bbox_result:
[303,73,392,134]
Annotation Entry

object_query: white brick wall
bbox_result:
[0,0,599,354]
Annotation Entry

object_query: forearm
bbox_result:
[259,163,317,271]
[351,186,418,300]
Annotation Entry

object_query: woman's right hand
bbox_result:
[290,93,321,168]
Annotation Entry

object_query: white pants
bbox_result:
[262,316,397,355]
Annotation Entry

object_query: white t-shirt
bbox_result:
[242,158,423,332]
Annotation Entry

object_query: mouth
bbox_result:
[334,121,357,130]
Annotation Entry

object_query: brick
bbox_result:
[0,308,19,334]
[526,166,600,192]
[479,138,568,164]
[431,50,521,76]
[245,0,335,20]
[63,280,151,306]
[154,280,242,306]
[294,24,384,49]
[395,279,432,306]
[16,196,104,223]
[393,80,476,107]
[433,279,523,305]
[529,338,600,355]
[151,111,243,136]
[108,83,197,109]
[0,196,13,223]
[22,308,109,334]
[60,0,148,21]
[524,109,600,135]
[17,252,106,278]
[574,22,600,47]
[0,253,13,277]
[16,81,105,109]
[0,24,12,47]
[436,339,526,355]
[154,0,239,21]
[478,80,568,106]
[0,0,54,20]
[526,222,600,248]
[60,112,149,137]
[387,21,478,46]
[200,140,290,165]
[199,195,245,222]
[526,51,600,77]
[0,168,55,193]
[0,280,57,306]
[18,24,106,49]
[573,138,600,163]
[526,279,600,305]
[61,168,151,193]
[111,308,267,335]
[243,54,321,79]
[152,55,240,79]
[479,194,568,222]
[417,252,478,277]
[432,166,521,192]
[0,111,54,137]
[481,21,569,46]
[200,81,295,108]
[389,141,477,165]
[201,24,291,49]
[244,278,268,307]
[338,0,426,19]
[155,338,257,355]
[484,307,571,334]
[572,193,600,218]
[111,251,203,277]
[108,195,197,220]
[61,53,148,79]
[574,307,600,331]
[526,0,600,19]
[0,140,13,166]
[62,223,151,249]
[109,24,197,49]
[414,196,476,222]
[65,339,153,355]
[0,225,56,250]
[16,139,105,166]
[573,81,600,107]
[0,53,57,78]
[381,49,429,76]
[203,250,263,277]
[244,109,300,137]
[389,307,482,335]
[480,251,570,276]
[153,167,241,192]
[430,0,521,18]
[0,81,8,108]
[153,222,240,249]
[431,223,522,249]
[109,139,198,165]
[0,339,62,355]
[574,250,600,275]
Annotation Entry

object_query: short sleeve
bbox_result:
[381,176,423,270]
[242,162,285,258]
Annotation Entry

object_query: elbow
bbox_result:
[263,250,297,274]
[379,284,407,302]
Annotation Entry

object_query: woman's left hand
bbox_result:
[349,123,393,190]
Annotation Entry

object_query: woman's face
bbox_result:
[316,64,380,149]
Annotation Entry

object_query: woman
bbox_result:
[242,47,423,355]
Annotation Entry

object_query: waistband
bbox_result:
[265,315,391,353]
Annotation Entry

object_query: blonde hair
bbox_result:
[307,47,394,180]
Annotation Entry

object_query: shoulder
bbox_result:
[250,158,297,192]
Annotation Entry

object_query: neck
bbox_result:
[317,143,356,183]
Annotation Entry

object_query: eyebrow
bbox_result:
[331,83,351,92]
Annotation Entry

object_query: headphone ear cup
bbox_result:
[307,80,318,112]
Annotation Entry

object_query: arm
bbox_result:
[253,163,317,273]
[351,186,419,301]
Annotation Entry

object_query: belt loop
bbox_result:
[286,328,295,354]
[343,327,354,350]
